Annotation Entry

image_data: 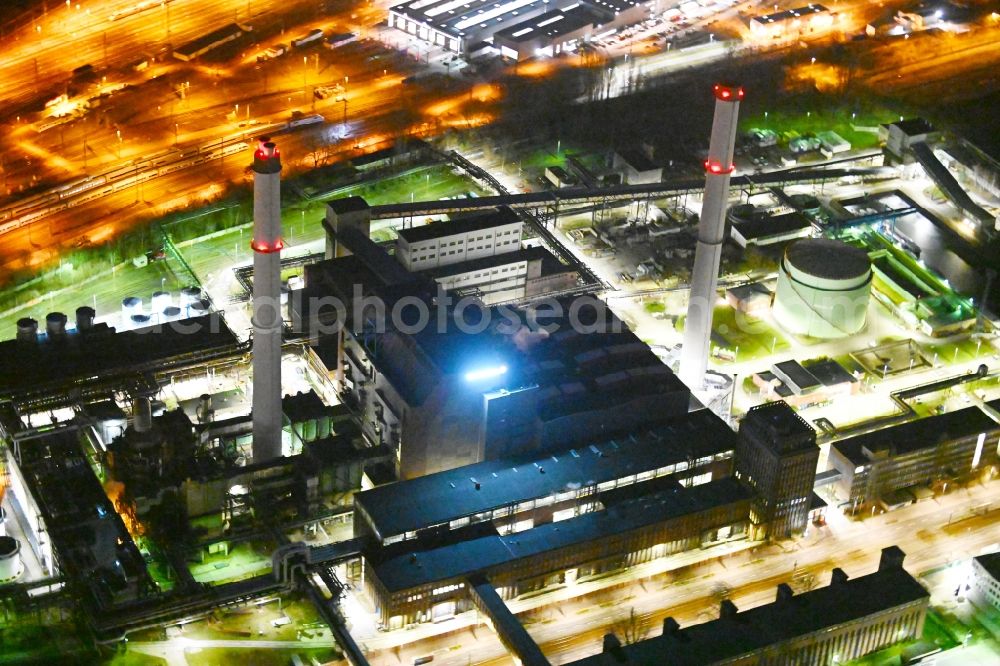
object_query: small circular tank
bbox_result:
[0,536,21,581]
[121,296,143,320]
[130,313,152,328]
[180,286,202,306]
[151,291,172,313]
[45,312,68,338]
[75,306,96,331]
[16,317,38,343]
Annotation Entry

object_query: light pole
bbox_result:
[340,96,347,137]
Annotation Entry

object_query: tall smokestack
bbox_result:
[679,83,743,390]
[251,138,284,462]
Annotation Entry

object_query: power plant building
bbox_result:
[826,406,1000,511]
[571,546,929,666]
[363,477,750,627]
[735,401,819,539]
[772,238,873,339]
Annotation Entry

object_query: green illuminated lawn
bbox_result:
[741,105,896,152]
[709,306,790,363]
[0,160,487,342]
[188,542,273,586]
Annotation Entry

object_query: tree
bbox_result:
[611,607,648,646]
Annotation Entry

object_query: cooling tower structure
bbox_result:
[251,138,284,462]
[772,238,872,339]
[679,83,743,390]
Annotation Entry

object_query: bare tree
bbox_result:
[611,607,649,646]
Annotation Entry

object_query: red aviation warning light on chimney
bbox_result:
[250,137,284,462]
[713,83,745,102]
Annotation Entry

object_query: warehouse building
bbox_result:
[747,4,833,43]
[493,0,648,61]
[572,546,929,665]
[321,203,578,304]
[396,208,523,272]
[826,406,1000,511]
[388,0,652,55]
[364,477,751,627]
[353,407,738,546]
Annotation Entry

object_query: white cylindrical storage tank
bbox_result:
[16,317,38,343]
[122,296,143,319]
[162,305,182,322]
[772,238,872,339]
[180,286,202,307]
[188,298,210,317]
[151,291,172,313]
[0,536,21,581]
[130,313,152,329]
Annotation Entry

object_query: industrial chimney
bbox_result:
[679,83,743,390]
[251,138,284,462]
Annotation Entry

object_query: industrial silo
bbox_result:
[121,296,143,320]
[151,291,172,314]
[0,537,21,581]
[772,238,872,339]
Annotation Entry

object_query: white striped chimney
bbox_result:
[679,83,743,390]
[251,138,284,462]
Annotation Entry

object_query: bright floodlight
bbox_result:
[464,365,508,382]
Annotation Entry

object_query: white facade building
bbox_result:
[395,208,523,272]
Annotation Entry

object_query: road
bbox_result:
[344,478,1000,665]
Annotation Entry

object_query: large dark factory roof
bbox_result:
[0,313,239,399]
[354,408,735,539]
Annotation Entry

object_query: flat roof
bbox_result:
[975,552,1000,583]
[751,3,828,24]
[390,0,556,40]
[616,148,659,173]
[891,118,935,137]
[355,408,736,539]
[372,478,749,592]
[327,196,370,214]
[175,23,245,56]
[570,554,928,665]
[832,406,1000,466]
[732,211,813,241]
[726,282,772,300]
[396,207,520,244]
[742,401,816,454]
[784,238,871,280]
[772,360,822,392]
[803,358,857,386]
[494,5,600,43]
[421,245,573,280]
